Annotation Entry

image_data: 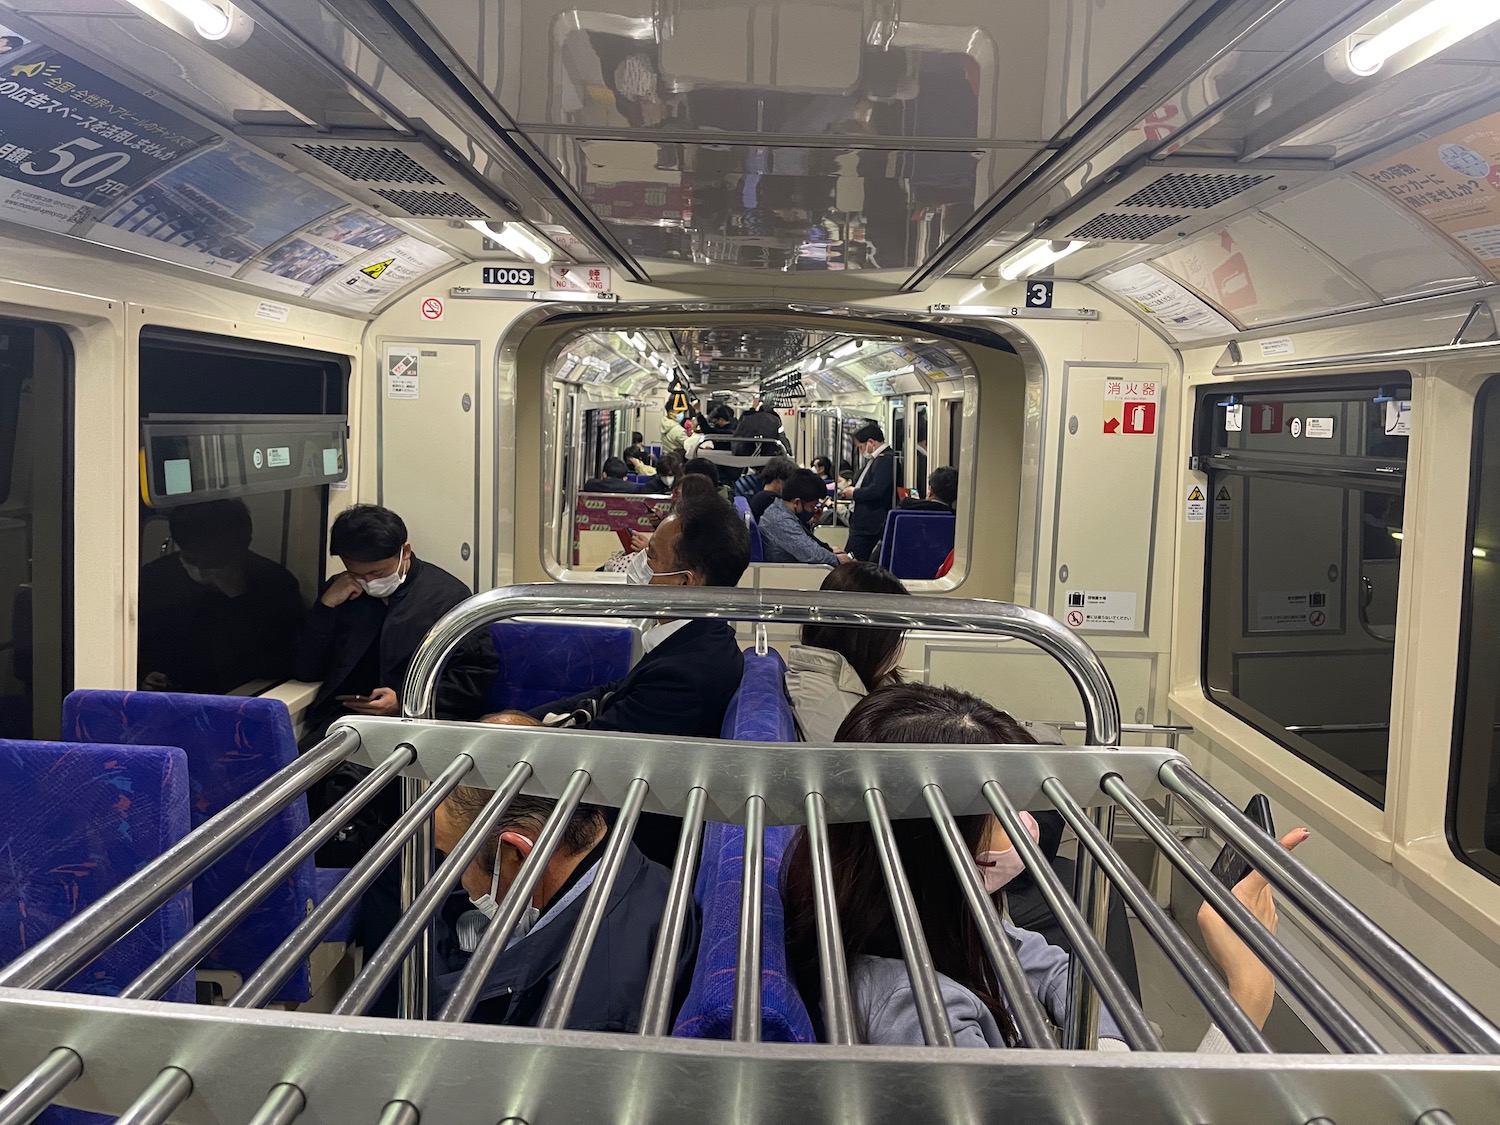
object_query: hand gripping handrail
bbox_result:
[395,584,1123,1035]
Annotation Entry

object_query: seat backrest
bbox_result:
[0,739,193,1003]
[674,650,814,1042]
[486,621,635,714]
[732,497,765,563]
[62,690,320,1001]
[572,494,668,564]
[883,511,957,580]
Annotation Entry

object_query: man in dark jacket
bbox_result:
[839,421,897,561]
[899,465,957,512]
[731,401,790,457]
[583,457,644,494]
[527,495,750,861]
[430,781,698,1030]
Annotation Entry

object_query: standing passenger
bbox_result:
[660,411,688,457]
[839,422,897,561]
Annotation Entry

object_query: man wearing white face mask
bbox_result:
[430,717,699,1029]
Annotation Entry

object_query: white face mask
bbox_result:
[457,838,541,952]
[659,475,676,488]
[624,549,690,586]
[357,551,408,597]
[180,562,212,586]
[976,811,1039,894]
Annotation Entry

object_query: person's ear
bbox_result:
[498,830,534,866]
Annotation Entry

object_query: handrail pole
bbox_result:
[1102,773,1383,1054]
[112,1066,193,1125]
[398,775,433,1021]
[805,791,858,1046]
[0,727,359,992]
[1161,761,1500,1054]
[639,787,708,1036]
[0,1048,82,1125]
[922,784,1052,1048]
[733,795,766,1043]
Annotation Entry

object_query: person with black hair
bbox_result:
[731,400,790,457]
[759,468,847,567]
[429,711,699,1029]
[747,455,797,519]
[293,504,496,726]
[623,431,654,469]
[583,456,642,494]
[782,684,1307,1050]
[527,495,750,862]
[810,456,835,482]
[138,499,303,694]
[901,465,958,511]
[839,421,897,561]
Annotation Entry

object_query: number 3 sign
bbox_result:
[1025,280,1054,308]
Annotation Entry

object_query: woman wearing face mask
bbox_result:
[782,684,1307,1049]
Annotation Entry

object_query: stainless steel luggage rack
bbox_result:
[1,585,1497,1125]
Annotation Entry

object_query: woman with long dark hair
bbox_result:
[784,561,908,743]
[782,683,1307,1049]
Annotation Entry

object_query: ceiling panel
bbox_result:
[1266,177,1483,301]
[540,138,1028,271]
[1151,214,1374,327]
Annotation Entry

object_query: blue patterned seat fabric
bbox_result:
[485,621,634,714]
[732,496,765,563]
[673,651,816,1042]
[0,738,192,1125]
[879,510,956,580]
[63,690,330,1002]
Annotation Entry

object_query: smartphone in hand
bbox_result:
[335,693,373,704]
[1210,794,1274,888]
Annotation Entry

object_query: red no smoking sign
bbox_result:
[421,297,444,321]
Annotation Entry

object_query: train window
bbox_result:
[1197,377,1410,807]
[1451,377,1500,882]
[0,322,71,739]
[136,330,346,696]
[914,401,929,496]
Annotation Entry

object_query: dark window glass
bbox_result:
[914,402,929,496]
[1199,377,1410,807]
[0,322,71,739]
[947,398,962,472]
[1451,378,1500,882]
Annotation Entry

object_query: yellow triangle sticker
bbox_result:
[360,258,395,280]
[1187,486,1205,501]
[1216,486,1231,501]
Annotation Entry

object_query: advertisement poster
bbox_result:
[93,139,343,274]
[0,25,215,232]
[1097,263,1238,340]
[242,208,405,296]
[309,236,454,313]
[1360,111,1500,281]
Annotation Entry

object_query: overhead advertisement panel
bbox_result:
[241,208,406,297]
[92,139,345,274]
[307,236,454,313]
[1360,111,1500,282]
[0,25,215,232]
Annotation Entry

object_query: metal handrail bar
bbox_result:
[399,584,1122,1044]
[804,792,859,1046]
[1161,761,1500,1055]
[734,796,767,1043]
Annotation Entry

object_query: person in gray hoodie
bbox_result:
[782,684,1308,1050]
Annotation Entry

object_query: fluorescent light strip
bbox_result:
[998,239,1088,281]
[468,219,555,264]
[1347,0,1500,75]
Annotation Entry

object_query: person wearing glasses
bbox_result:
[759,469,849,567]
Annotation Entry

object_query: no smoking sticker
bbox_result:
[421,297,444,322]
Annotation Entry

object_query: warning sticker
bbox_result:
[1214,485,1233,523]
[387,348,419,399]
[1385,400,1412,437]
[1063,590,1139,632]
[1255,590,1334,632]
[361,258,395,280]
[1186,484,1206,523]
[1225,403,1243,432]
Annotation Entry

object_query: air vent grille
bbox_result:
[372,188,486,218]
[1067,212,1187,242]
[1118,172,1272,210]
[295,144,441,185]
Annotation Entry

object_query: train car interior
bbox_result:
[2,1,1500,1123]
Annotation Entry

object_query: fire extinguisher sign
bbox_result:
[1102,376,1162,436]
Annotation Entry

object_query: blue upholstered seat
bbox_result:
[878,510,956,580]
[673,650,815,1042]
[62,690,334,1002]
[486,621,635,714]
[733,496,764,563]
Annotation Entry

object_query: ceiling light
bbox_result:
[468,219,554,264]
[998,239,1088,281]
[831,341,861,360]
[1345,0,1500,76]
[124,0,244,41]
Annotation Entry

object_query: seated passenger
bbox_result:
[810,456,835,483]
[683,455,731,499]
[783,684,1308,1049]
[759,469,848,568]
[431,713,699,1030]
[623,431,655,470]
[748,455,797,520]
[784,561,907,744]
[650,451,683,493]
[900,466,958,512]
[138,498,303,694]
[582,457,643,494]
[529,495,750,863]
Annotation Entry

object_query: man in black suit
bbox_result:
[838,421,897,562]
[899,465,957,512]
[527,494,751,861]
